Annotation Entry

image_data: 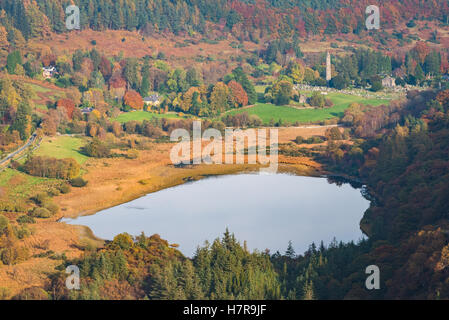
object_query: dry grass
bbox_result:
[277,126,330,143]
[0,221,98,299]
[29,30,260,68]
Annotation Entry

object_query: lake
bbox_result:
[62,174,370,257]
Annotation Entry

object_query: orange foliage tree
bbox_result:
[123,90,144,110]
[436,90,449,109]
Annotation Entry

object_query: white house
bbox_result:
[42,66,57,79]
[143,94,161,107]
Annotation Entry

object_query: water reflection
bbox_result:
[63,174,370,257]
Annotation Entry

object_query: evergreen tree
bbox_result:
[285,241,296,258]
[231,68,257,105]
[415,64,425,82]
[10,102,31,140]
[6,50,22,74]
[140,60,151,97]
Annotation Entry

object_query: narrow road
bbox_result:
[0,132,37,167]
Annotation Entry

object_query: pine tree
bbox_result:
[10,102,31,140]
[6,50,21,74]
[302,280,315,300]
[415,64,425,81]
[285,241,296,258]
[140,61,151,97]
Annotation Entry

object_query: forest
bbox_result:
[0,0,448,44]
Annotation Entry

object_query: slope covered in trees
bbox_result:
[0,0,447,44]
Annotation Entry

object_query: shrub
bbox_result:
[17,215,36,224]
[48,188,60,197]
[0,287,10,299]
[296,136,324,144]
[16,226,31,239]
[33,193,49,206]
[309,92,326,108]
[1,245,30,266]
[70,177,88,188]
[13,287,49,300]
[307,136,324,144]
[0,201,27,213]
[127,149,139,159]
[31,207,53,218]
[59,183,71,194]
[0,215,9,234]
[295,136,304,144]
[325,127,343,140]
[83,139,111,158]
[325,99,334,108]
[249,115,263,127]
[371,81,383,92]
[44,202,60,215]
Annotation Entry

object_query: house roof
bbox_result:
[143,94,161,102]
[81,107,93,113]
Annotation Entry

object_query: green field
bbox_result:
[28,82,67,110]
[0,168,58,200]
[113,111,184,123]
[224,92,389,124]
[0,136,86,201]
[34,136,88,164]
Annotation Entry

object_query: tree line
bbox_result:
[0,0,446,45]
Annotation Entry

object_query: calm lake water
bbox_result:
[62,174,370,257]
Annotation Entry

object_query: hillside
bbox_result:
[0,0,449,303]
[1,0,447,41]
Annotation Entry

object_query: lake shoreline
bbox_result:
[63,172,370,256]
[52,146,322,218]
[51,150,324,246]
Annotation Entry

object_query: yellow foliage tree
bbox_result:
[288,62,305,84]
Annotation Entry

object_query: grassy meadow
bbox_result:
[224,92,389,124]
[0,168,59,201]
[34,136,88,164]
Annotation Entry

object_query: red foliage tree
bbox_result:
[99,56,112,80]
[227,80,248,107]
[56,99,76,120]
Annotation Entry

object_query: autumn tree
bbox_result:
[180,87,202,112]
[56,99,76,120]
[227,80,248,108]
[287,61,305,84]
[272,80,293,106]
[123,90,144,110]
[23,156,80,179]
[210,82,232,114]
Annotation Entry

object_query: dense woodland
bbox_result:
[0,0,448,41]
